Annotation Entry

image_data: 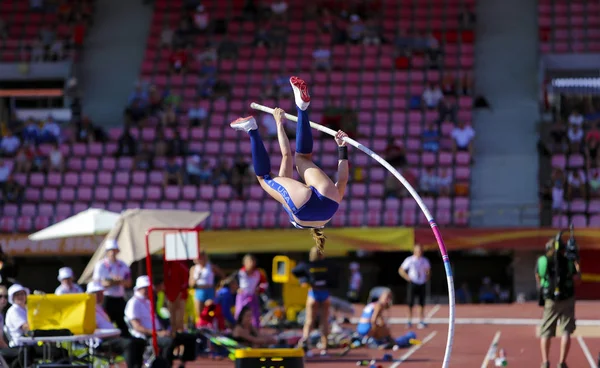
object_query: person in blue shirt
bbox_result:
[214,275,238,328]
[292,246,338,353]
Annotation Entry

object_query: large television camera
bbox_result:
[554,223,580,262]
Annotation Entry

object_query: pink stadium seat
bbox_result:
[567,154,584,168]
[29,173,45,187]
[112,187,128,201]
[229,200,244,213]
[43,188,58,202]
[369,183,384,197]
[46,173,61,187]
[159,201,175,210]
[132,171,147,185]
[182,186,197,200]
[56,203,73,216]
[101,157,117,171]
[216,185,233,200]
[143,202,159,209]
[98,172,113,186]
[38,203,55,216]
[246,201,261,213]
[108,202,124,213]
[455,167,470,181]
[20,204,36,216]
[77,187,93,202]
[436,208,452,225]
[80,172,95,186]
[199,186,215,200]
[261,213,276,228]
[72,143,86,156]
[94,187,110,202]
[456,152,470,166]
[64,173,79,187]
[245,213,260,228]
[589,215,600,227]
[3,204,18,217]
[115,172,130,186]
[34,216,50,231]
[351,184,367,198]
[74,202,89,214]
[17,216,32,232]
[89,143,103,156]
[211,201,227,213]
[25,188,40,202]
[588,200,600,213]
[194,201,210,212]
[571,215,587,227]
[569,199,586,213]
[84,158,100,171]
[164,186,180,201]
[0,217,15,232]
[129,186,144,201]
[149,171,163,185]
[146,186,162,201]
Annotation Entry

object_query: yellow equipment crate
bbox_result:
[27,293,96,335]
[234,348,304,368]
[272,256,308,322]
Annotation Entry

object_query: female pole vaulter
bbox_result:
[230,76,349,254]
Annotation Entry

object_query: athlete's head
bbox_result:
[243,254,257,272]
[379,289,392,308]
[310,228,326,255]
[413,244,423,258]
[309,246,324,262]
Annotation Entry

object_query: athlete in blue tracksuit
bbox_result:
[292,246,338,352]
[214,276,238,328]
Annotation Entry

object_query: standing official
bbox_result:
[398,244,431,329]
[93,240,132,337]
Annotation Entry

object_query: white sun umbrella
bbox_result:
[28,208,121,241]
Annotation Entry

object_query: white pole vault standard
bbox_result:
[251,102,456,368]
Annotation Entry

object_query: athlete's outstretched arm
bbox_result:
[335,130,349,198]
[273,107,293,178]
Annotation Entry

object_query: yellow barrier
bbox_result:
[272,256,308,322]
[234,348,304,368]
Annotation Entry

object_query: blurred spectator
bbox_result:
[566,124,583,153]
[133,142,154,171]
[346,15,364,44]
[129,83,149,107]
[362,18,382,45]
[585,134,599,169]
[71,17,86,49]
[217,38,238,59]
[268,20,288,52]
[58,0,73,22]
[0,159,10,190]
[31,38,45,62]
[319,8,334,33]
[148,85,164,115]
[2,176,24,204]
[0,131,21,157]
[168,130,187,157]
[49,39,66,61]
[192,5,210,32]
[425,33,442,69]
[0,17,7,39]
[456,282,472,304]
[40,26,56,48]
[213,79,232,99]
[384,138,407,167]
[438,95,458,124]
[231,156,250,198]
[186,155,204,185]
[14,144,36,173]
[40,116,61,143]
[169,46,189,74]
[199,59,217,77]
[420,167,439,196]
[550,168,565,214]
[568,110,584,128]
[460,74,473,96]
[116,126,137,157]
[400,168,417,197]
[22,119,40,144]
[213,160,231,185]
[567,170,586,199]
[438,168,453,196]
[478,277,496,304]
[197,45,218,63]
[421,122,440,152]
[422,83,444,109]
[164,157,183,186]
[588,168,600,197]
[48,142,65,172]
[161,106,179,126]
[451,121,475,156]
[30,0,44,11]
[154,130,168,157]
[75,116,104,143]
[458,8,476,29]
[312,47,332,71]
[174,19,193,48]
[261,113,278,139]
[271,0,288,19]
[125,100,148,124]
[254,24,272,48]
[549,120,566,152]
[160,26,174,48]
[188,103,208,126]
[441,75,456,96]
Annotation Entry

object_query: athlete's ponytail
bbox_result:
[310,228,326,255]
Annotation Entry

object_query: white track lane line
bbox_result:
[480,331,501,368]
[390,331,438,367]
[576,335,596,367]
[426,304,441,320]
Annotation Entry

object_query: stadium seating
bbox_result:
[538,0,600,53]
[0,0,475,232]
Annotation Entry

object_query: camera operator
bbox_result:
[535,237,581,368]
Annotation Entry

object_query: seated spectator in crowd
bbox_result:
[40,116,61,143]
[268,20,288,51]
[585,133,600,169]
[231,155,250,198]
[31,38,45,62]
[169,46,189,74]
[425,33,442,69]
[441,75,456,96]
[421,83,444,109]
[186,155,204,185]
[347,15,364,44]
[0,284,19,365]
[458,8,476,29]
[174,19,193,48]
[0,131,21,157]
[254,24,272,48]
[420,167,439,196]
[568,110,584,128]
[197,45,218,63]
[198,59,217,79]
[76,116,105,143]
[125,276,196,366]
[319,8,334,33]
[160,26,175,48]
[212,79,232,99]
[271,0,288,20]
[478,277,496,304]
[129,83,149,107]
[14,144,36,173]
[567,169,586,199]
[451,121,475,156]
[49,39,65,61]
[22,119,40,145]
[567,123,584,153]
[116,126,137,157]
[212,159,231,185]
[192,5,210,32]
[0,159,10,190]
[197,299,225,331]
[188,103,208,126]
[421,122,440,152]
[87,281,146,368]
[48,142,65,172]
[217,38,238,59]
[164,157,184,186]
[2,176,24,204]
[384,138,407,168]
[438,168,453,196]
[232,306,277,347]
[455,282,472,304]
[437,95,458,124]
[154,130,168,157]
[549,168,565,214]
[134,142,154,171]
[385,168,415,198]
[363,18,382,45]
[261,113,278,139]
[588,168,600,197]
[312,47,332,71]
[126,100,148,124]
[6,284,68,362]
[161,105,179,126]
[55,267,83,295]
[168,130,187,157]
[147,85,164,116]
[549,119,566,153]
[0,17,7,40]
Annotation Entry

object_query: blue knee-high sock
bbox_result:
[295,106,313,154]
[249,129,271,176]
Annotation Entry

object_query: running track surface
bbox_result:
[189,302,600,367]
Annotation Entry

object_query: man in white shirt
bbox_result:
[0,132,20,157]
[93,240,132,337]
[55,267,83,295]
[0,285,19,365]
[421,83,444,109]
[87,281,146,368]
[125,276,196,366]
[451,121,475,155]
[399,245,431,329]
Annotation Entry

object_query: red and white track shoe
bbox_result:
[229,116,258,132]
[289,76,311,111]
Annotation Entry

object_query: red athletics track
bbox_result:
[189,303,600,367]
